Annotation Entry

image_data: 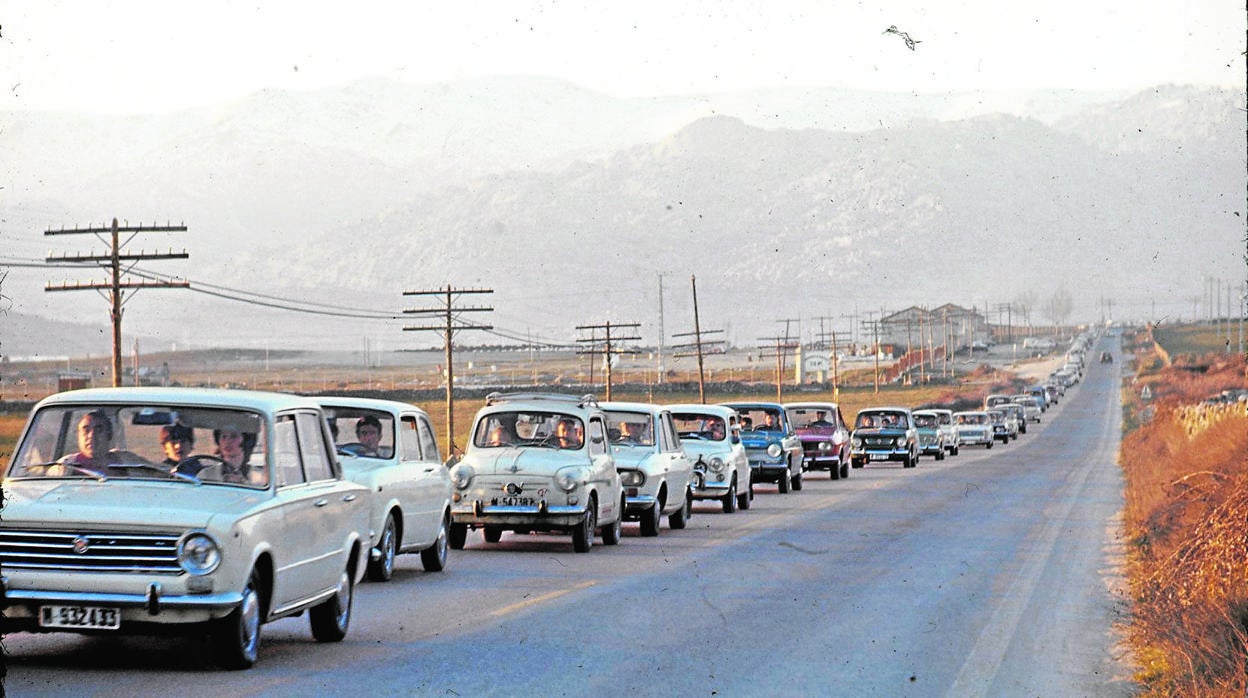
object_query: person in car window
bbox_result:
[758,413,783,431]
[355,415,383,456]
[809,411,832,427]
[160,424,195,470]
[555,419,583,449]
[213,427,255,483]
[59,410,120,470]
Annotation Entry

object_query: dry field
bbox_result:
[1121,325,1248,696]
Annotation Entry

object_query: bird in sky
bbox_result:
[883,25,921,51]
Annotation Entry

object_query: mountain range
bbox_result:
[1,78,1243,358]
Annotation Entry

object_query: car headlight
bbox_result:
[619,470,646,487]
[851,437,862,448]
[450,463,475,489]
[766,443,782,458]
[554,468,580,492]
[831,432,847,446]
[896,437,908,447]
[817,441,831,452]
[177,532,221,576]
[708,456,726,473]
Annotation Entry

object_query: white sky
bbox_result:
[2,0,1243,114]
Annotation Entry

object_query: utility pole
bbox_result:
[45,219,189,387]
[402,285,494,459]
[576,321,641,400]
[811,315,845,399]
[656,273,666,384]
[671,275,725,403]
[757,332,798,401]
[861,312,882,394]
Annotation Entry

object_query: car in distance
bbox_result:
[1100,351,1113,363]
[719,402,805,493]
[317,397,454,581]
[911,410,947,460]
[784,401,852,480]
[986,408,1017,443]
[448,393,623,553]
[601,402,695,536]
[999,402,1028,435]
[953,411,994,449]
[0,387,370,669]
[849,407,919,468]
[1011,395,1043,423]
[924,408,960,456]
[669,403,752,513]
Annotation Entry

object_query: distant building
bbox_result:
[877,304,989,356]
[57,370,92,392]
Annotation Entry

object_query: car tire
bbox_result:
[722,480,738,514]
[986,440,993,449]
[951,445,960,456]
[936,448,945,461]
[572,498,597,553]
[483,525,504,543]
[669,491,691,529]
[778,467,791,493]
[449,523,468,550]
[309,566,353,643]
[851,457,864,469]
[830,462,841,480]
[600,501,622,546]
[840,462,850,479]
[420,512,450,572]
[367,512,398,582]
[212,569,263,670]
[792,471,803,491]
[640,501,662,537]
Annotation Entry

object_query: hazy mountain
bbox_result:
[1,79,1242,353]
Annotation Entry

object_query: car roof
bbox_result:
[315,395,429,417]
[600,401,664,415]
[783,402,840,410]
[34,386,321,413]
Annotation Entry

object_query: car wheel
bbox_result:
[936,447,945,461]
[722,480,738,514]
[986,440,993,449]
[367,512,398,582]
[792,471,803,491]
[309,566,353,643]
[778,467,791,493]
[669,491,691,529]
[830,462,841,480]
[420,512,450,572]
[840,462,850,479]
[600,500,622,546]
[851,457,864,469]
[952,445,960,456]
[483,525,504,543]
[212,569,263,669]
[449,523,468,550]
[640,501,662,537]
[572,498,597,553]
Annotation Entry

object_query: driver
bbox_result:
[59,410,120,470]
[160,424,196,472]
[355,415,383,456]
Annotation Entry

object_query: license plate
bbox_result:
[495,496,536,507]
[870,453,888,461]
[40,604,120,630]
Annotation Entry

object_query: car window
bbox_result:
[586,418,607,456]
[418,416,440,461]
[398,415,423,461]
[274,415,305,487]
[659,413,680,452]
[296,411,334,482]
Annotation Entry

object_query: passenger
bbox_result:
[618,421,644,443]
[554,419,583,449]
[708,419,726,440]
[486,424,511,446]
[160,424,195,471]
[213,427,256,483]
[59,410,120,470]
[355,415,383,456]
[809,411,832,427]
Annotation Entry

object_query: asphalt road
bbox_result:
[2,337,1135,697]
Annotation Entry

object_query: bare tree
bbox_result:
[1043,288,1074,329]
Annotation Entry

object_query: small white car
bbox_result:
[601,402,695,536]
[0,387,370,669]
[923,407,960,456]
[953,411,995,448]
[317,397,454,581]
[668,404,752,513]
[449,393,623,553]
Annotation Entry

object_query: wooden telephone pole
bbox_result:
[402,285,493,458]
[575,321,641,401]
[671,275,725,403]
[45,219,189,387]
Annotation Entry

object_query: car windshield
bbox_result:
[913,414,937,428]
[787,408,837,431]
[956,413,986,425]
[322,406,395,459]
[605,411,654,446]
[472,410,584,449]
[856,411,904,429]
[732,407,784,432]
[7,404,269,488]
[672,412,727,441]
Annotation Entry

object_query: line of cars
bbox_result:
[0,349,1090,669]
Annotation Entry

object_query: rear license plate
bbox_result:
[40,604,120,630]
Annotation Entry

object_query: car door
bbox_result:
[395,412,442,549]
[657,411,693,509]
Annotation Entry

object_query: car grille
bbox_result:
[861,436,897,448]
[0,529,183,574]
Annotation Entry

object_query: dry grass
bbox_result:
[1122,327,1248,696]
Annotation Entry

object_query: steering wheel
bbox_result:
[175,454,228,479]
[337,442,367,456]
